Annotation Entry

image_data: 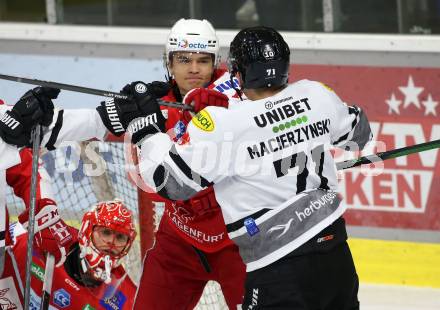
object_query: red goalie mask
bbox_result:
[78,200,136,283]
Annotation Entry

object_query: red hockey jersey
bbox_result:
[144,70,242,252]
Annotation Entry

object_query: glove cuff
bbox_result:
[127,114,165,145]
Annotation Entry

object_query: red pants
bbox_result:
[134,219,246,310]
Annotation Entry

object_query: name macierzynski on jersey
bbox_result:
[247,118,331,159]
[254,97,311,127]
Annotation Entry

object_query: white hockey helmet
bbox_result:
[165,18,220,67]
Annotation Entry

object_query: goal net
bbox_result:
[5,140,227,309]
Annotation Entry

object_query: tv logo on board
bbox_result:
[340,75,439,214]
[385,75,437,116]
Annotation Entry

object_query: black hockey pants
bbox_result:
[242,217,359,310]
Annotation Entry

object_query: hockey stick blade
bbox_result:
[336,139,440,170]
[0,73,193,111]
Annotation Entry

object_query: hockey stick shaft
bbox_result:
[0,73,193,111]
[24,125,42,310]
[336,139,440,170]
[40,254,55,310]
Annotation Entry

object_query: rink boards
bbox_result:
[349,238,440,288]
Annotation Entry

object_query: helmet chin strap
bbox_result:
[230,72,244,101]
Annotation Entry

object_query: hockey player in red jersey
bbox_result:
[139,18,246,309]
[96,19,246,309]
[12,198,138,309]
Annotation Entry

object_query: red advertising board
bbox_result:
[293,64,440,231]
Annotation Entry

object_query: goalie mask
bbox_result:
[228,26,290,89]
[78,200,136,284]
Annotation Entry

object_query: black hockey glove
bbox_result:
[0,87,59,147]
[96,81,170,138]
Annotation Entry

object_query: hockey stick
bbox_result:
[0,206,6,277]
[0,73,193,111]
[336,139,440,170]
[24,125,42,310]
[40,254,55,310]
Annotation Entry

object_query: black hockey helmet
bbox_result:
[228,26,290,89]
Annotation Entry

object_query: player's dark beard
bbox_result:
[64,242,102,288]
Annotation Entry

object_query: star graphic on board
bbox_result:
[398,75,424,109]
[385,93,402,114]
[421,94,438,116]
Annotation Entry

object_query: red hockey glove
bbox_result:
[182,88,229,123]
[18,198,76,267]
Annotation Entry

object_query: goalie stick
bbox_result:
[0,73,193,111]
[336,139,440,170]
[40,254,55,310]
[23,125,42,310]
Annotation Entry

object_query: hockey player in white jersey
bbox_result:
[101,26,373,309]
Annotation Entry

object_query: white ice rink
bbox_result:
[360,284,440,310]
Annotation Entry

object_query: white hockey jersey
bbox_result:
[39,108,107,151]
[0,104,21,278]
[0,104,21,206]
[139,79,372,271]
